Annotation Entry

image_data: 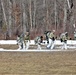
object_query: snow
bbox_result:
[0,40,76,45]
[0,49,75,52]
[0,40,76,52]
[0,40,17,44]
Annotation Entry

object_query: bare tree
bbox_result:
[22,0,27,34]
[63,0,67,32]
[67,0,73,9]
[43,0,46,31]
[29,0,32,29]
[33,0,36,28]
[13,0,16,27]
[46,1,49,31]
[43,0,46,7]
[7,0,12,37]
[0,0,75,39]
[55,0,57,30]
[67,0,71,10]
[1,0,7,26]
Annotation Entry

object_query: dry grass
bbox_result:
[0,45,18,49]
[0,44,45,50]
[0,45,76,75]
[0,51,76,75]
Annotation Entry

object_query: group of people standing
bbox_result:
[45,30,68,50]
[17,30,68,50]
[17,32,30,50]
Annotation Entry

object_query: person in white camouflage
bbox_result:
[34,36,43,50]
[47,30,56,49]
[60,32,68,50]
[24,32,30,50]
[74,29,76,40]
[17,34,24,50]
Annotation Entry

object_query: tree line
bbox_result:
[0,0,75,39]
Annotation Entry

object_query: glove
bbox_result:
[60,39,63,42]
[52,37,55,41]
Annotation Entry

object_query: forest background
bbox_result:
[0,0,75,39]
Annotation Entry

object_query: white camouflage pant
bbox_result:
[25,41,30,50]
[23,40,30,50]
[18,42,24,50]
[61,42,67,50]
[37,44,41,50]
[47,38,55,49]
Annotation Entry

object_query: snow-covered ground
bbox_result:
[0,40,17,44]
[0,49,75,52]
[0,40,76,52]
[0,40,76,45]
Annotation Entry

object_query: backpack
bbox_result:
[34,37,40,44]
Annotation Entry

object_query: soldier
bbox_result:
[17,34,24,50]
[74,29,76,40]
[34,36,43,50]
[60,32,68,50]
[44,31,51,44]
[47,30,56,49]
[24,31,30,50]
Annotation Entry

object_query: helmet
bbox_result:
[65,32,68,34]
[53,30,55,32]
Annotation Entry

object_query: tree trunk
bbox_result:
[46,1,49,31]
[43,0,46,7]
[55,0,57,30]
[33,0,36,28]
[63,0,67,32]
[22,0,26,34]
[8,0,12,37]
[29,0,32,29]
[13,0,16,27]
[67,0,71,9]
[1,0,7,26]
